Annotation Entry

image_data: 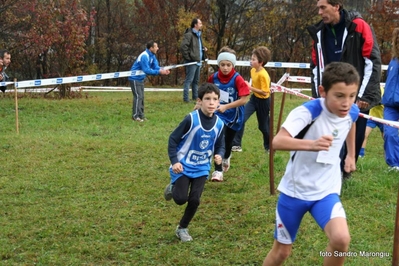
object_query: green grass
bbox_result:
[0,91,396,265]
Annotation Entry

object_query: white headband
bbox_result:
[217,52,236,67]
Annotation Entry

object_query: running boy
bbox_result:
[263,62,360,266]
[199,46,250,181]
[164,83,225,242]
[232,46,271,153]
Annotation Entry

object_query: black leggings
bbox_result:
[173,175,207,228]
[214,126,236,171]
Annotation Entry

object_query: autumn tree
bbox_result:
[366,0,399,66]
[82,0,136,85]
[0,0,90,96]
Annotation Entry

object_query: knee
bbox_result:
[264,242,292,265]
[173,195,188,205]
[276,246,291,261]
[330,231,351,251]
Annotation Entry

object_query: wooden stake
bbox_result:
[269,90,275,195]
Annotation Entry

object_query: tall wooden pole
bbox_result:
[269,69,276,195]
[269,90,275,195]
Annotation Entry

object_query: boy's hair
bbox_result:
[322,62,359,92]
[318,0,344,10]
[392,28,399,59]
[252,46,271,65]
[219,46,236,55]
[198,83,220,100]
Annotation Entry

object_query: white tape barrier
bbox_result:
[288,76,311,83]
[6,62,197,89]
[206,60,388,71]
[207,60,310,68]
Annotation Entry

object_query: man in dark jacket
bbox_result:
[307,0,382,179]
[180,18,207,103]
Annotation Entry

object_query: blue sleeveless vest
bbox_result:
[213,72,244,131]
[170,110,224,183]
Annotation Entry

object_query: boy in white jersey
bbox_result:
[164,83,225,242]
[263,62,360,266]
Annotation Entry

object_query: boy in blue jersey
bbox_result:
[202,46,250,181]
[128,41,170,122]
[164,83,225,242]
[263,62,360,266]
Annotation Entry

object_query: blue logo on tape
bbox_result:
[274,62,282,67]
[77,76,83,82]
[96,74,102,80]
[299,63,307,68]
[35,80,41,86]
[56,78,63,84]
[114,73,119,78]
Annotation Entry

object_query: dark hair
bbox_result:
[191,18,199,28]
[252,46,271,65]
[198,83,220,100]
[319,0,344,11]
[322,62,359,92]
[146,41,156,50]
[0,49,10,59]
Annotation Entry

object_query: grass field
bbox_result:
[0,90,397,265]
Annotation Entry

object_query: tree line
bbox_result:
[0,0,397,89]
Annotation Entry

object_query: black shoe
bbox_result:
[342,171,352,180]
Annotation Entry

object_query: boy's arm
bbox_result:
[214,126,226,159]
[217,75,249,112]
[218,95,248,113]
[273,127,333,151]
[168,115,191,165]
[344,123,356,173]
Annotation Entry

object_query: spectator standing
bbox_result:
[128,41,170,122]
[382,27,399,172]
[232,46,271,153]
[307,0,382,178]
[180,18,207,103]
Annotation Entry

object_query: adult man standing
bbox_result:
[128,41,170,122]
[307,0,381,178]
[0,49,11,92]
[181,18,207,103]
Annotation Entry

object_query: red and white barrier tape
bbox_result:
[271,76,399,129]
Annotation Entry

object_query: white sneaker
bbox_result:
[389,166,399,172]
[211,171,224,182]
[231,146,242,152]
[175,226,193,242]
[222,155,231,172]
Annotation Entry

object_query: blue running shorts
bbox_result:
[273,193,346,244]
